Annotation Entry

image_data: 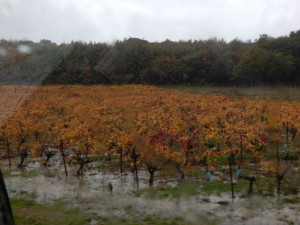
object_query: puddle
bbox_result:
[2,155,300,225]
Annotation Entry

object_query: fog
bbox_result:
[1,0,300,43]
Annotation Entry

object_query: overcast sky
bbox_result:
[1,0,300,43]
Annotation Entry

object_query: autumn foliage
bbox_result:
[0,85,300,179]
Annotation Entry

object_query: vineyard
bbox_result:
[1,85,300,225]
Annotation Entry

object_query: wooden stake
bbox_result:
[240,134,243,163]
[60,140,68,177]
[120,147,123,176]
[229,156,235,199]
[286,121,289,147]
[6,138,11,169]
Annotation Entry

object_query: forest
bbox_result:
[0,29,300,86]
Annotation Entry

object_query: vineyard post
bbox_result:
[286,121,289,147]
[240,134,243,163]
[276,141,279,162]
[119,147,123,177]
[60,140,68,177]
[147,165,156,186]
[6,138,11,169]
[276,141,280,194]
[130,147,139,189]
[228,156,235,199]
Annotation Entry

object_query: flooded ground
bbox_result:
[2,155,300,225]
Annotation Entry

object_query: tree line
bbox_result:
[0,30,300,86]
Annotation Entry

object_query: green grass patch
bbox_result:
[1,168,42,177]
[202,181,232,194]
[21,170,41,177]
[11,198,35,207]
[201,179,256,195]
[282,197,300,204]
[11,198,92,225]
[11,197,192,225]
[98,215,189,225]
[141,215,187,225]
[131,180,200,199]
[255,177,277,195]
[1,169,12,176]
[97,160,131,172]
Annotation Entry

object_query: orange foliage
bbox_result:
[0,85,300,171]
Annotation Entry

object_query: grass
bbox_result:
[11,198,93,225]
[19,169,43,177]
[163,86,300,101]
[131,180,200,199]
[130,178,261,198]
[141,215,188,225]
[2,167,47,178]
[200,179,255,195]
[201,181,233,194]
[98,215,189,225]
[282,197,300,204]
[11,197,192,225]
[96,159,132,172]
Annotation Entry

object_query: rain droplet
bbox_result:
[0,47,7,57]
[17,44,32,54]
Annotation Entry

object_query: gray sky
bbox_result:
[1,0,300,43]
